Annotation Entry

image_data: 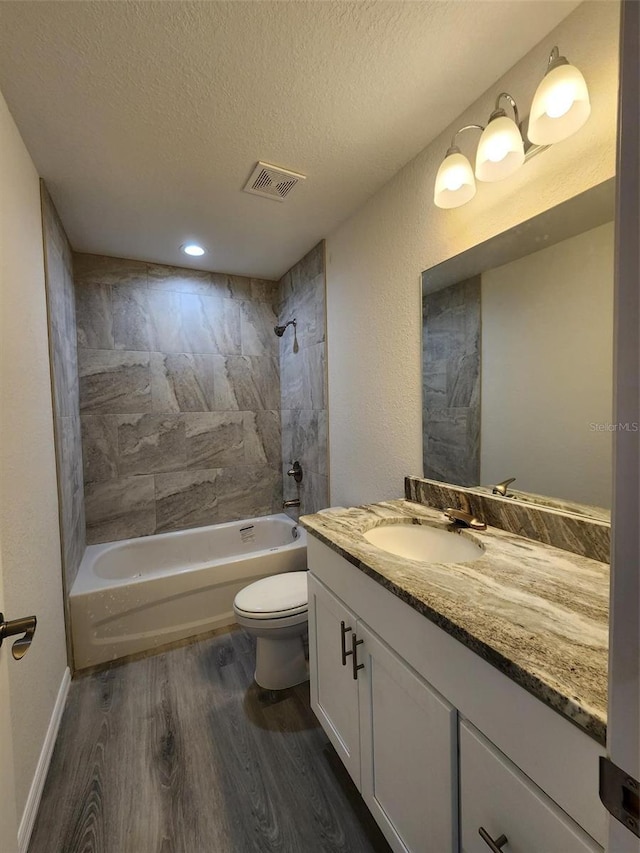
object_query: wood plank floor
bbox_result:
[29,628,391,853]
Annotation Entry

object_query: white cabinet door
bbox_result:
[308,574,361,785]
[460,721,601,853]
[357,622,458,853]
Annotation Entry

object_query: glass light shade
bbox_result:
[528,63,591,144]
[475,116,525,182]
[433,151,476,209]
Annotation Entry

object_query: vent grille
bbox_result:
[243,162,306,202]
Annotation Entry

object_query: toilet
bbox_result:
[233,571,308,690]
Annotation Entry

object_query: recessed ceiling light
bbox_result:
[181,243,205,257]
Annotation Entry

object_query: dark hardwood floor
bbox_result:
[28,628,390,853]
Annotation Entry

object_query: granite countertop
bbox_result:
[300,499,609,745]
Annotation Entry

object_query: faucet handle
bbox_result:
[493,477,516,497]
[287,461,303,483]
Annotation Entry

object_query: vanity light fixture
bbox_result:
[475,93,525,182]
[528,47,591,145]
[433,125,483,209]
[433,45,590,209]
[181,243,206,257]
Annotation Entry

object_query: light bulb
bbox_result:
[544,82,575,119]
[434,149,476,209]
[444,167,466,192]
[475,116,524,182]
[485,134,510,163]
[181,243,205,257]
[528,59,590,145]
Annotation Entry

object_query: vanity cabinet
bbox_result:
[309,574,457,853]
[307,535,606,853]
[308,576,361,784]
[460,721,600,853]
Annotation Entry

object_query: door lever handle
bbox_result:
[0,613,37,660]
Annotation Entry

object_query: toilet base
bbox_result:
[254,633,308,690]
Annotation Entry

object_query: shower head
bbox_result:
[274,319,296,337]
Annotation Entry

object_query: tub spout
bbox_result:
[283,499,300,509]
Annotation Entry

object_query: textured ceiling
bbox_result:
[0,1,580,278]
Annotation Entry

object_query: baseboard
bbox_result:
[18,667,70,853]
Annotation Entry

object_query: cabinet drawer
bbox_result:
[460,721,601,853]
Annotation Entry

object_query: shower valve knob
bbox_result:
[287,461,303,483]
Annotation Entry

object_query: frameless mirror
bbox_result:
[421,178,615,516]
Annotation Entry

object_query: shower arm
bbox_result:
[274,319,297,337]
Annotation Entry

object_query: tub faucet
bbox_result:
[283,499,300,509]
[444,493,486,531]
[492,477,516,497]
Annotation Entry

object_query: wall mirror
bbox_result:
[421,178,615,516]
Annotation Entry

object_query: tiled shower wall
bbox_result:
[279,242,328,515]
[422,275,481,486]
[75,254,282,544]
[41,184,86,591]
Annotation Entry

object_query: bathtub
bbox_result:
[70,514,307,669]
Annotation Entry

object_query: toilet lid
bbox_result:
[234,571,308,619]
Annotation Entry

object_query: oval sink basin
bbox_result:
[363,523,483,564]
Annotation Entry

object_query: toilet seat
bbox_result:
[233,571,308,620]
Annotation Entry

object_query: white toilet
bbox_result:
[233,571,309,690]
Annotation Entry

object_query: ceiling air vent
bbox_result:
[243,161,306,202]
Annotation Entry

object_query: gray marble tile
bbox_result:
[424,408,479,486]
[280,343,325,411]
[112,286,183,353]
[64,509,86,591]
[85,475,156,544]
[212,356,280,411]
[281,409,327,476]
[78,349,151,414]
[75,282,113,349]
[42,185,86,595]
[240,301,279,357]
[278,269,294,315]
[298,241,324,282]
[250,278,278,303]
[74,253,147,288]
[244,411,281,466]
[146,263,211,295]
[58,414,85,536]
[81,414,119,484]
[216,463,282,522]
[280,272,325,349]
[154,469,220,533]
[210,273,252,300]
[117,414,186,475]
[184,412,244,469]
[423,276,480,485]
[180,293,241,355]
[301,471,328,515]
[112,283,150,351]
[150,353,216,413]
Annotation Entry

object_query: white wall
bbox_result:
[0,90,68,820]
[326,1,619,507]
[481,222,614,507]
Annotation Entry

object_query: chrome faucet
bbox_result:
[444,493,487,531]
[283,499,301,509]
[492,477,516,497]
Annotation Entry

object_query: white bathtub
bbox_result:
[70,514,307,669]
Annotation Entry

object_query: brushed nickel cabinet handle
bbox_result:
[479,827,508,852]
[340,621,353,666]
[351,634,364,680]
[0,612,37,661]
